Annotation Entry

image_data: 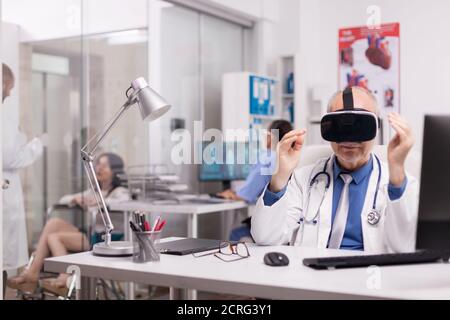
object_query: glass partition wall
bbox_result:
[3,0,151,246]
[2,0,248,257]
[3,0,86,253]
[23,30,150,242]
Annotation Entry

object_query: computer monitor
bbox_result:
[416,115,450,250]
[198,141,256,184]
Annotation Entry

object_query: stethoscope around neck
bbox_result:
[298,154,383,229]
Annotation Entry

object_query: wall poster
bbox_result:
[339,23,400,115]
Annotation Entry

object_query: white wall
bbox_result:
[272,0,299,56]
[207,0,279,21]
[197,0,294,77]
[2,0,148,42]
[2,0,298,78]
[296,0,450,152]
[199,0,299,77]
[2,0,280,42]
[251,0,300,76]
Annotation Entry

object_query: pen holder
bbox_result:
[132,230,162,263]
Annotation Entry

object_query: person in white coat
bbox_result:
[251,87,417,253]
[2,63,44,272]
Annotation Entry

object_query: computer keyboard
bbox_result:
[303,250,450,270]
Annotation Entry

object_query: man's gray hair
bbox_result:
[327,86,379,115]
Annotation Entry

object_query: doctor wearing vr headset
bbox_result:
[251,86,417,253]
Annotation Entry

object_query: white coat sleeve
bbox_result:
[105,187,130,205]
[3,137,43,170]
[59,187,130,206]
[58,190,89,205]
[251,169,305,246]
[383,174,419,253]
[58,193,79,206]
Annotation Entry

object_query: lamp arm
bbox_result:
[80,97,136,246]
[81,99,134,157]
[82,157,114,246]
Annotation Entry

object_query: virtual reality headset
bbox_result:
[321,87,380,143]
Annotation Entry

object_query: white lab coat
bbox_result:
[251,154,419,253]
[2,129,43,270]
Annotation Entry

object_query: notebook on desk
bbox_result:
[157,238,234,256]
[184,198,231,204]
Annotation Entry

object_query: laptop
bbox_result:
[303,115,450,269]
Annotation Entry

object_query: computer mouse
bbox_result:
[264,252,290,267]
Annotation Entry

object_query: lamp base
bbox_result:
[92,241,134,257]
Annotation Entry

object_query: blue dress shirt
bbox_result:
[262,156,408,251]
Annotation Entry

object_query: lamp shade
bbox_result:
[131,77,171,122]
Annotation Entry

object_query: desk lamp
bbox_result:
[81,77,171,256]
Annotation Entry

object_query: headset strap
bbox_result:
[343,87,354,110]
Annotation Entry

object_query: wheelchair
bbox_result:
[15,204,127,300]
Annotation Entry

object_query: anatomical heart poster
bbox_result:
[339,23,400,114]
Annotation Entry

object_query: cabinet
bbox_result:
[222,72,281,141]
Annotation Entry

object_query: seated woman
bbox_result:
[7,152,129,295]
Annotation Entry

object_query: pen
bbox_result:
[137,213,142,229]
[152,216,161,231]
[133,211,141,227]
[136,212,146,231]
[129,221,141,232]
[156,220,166,231]
[144,221,151,232]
